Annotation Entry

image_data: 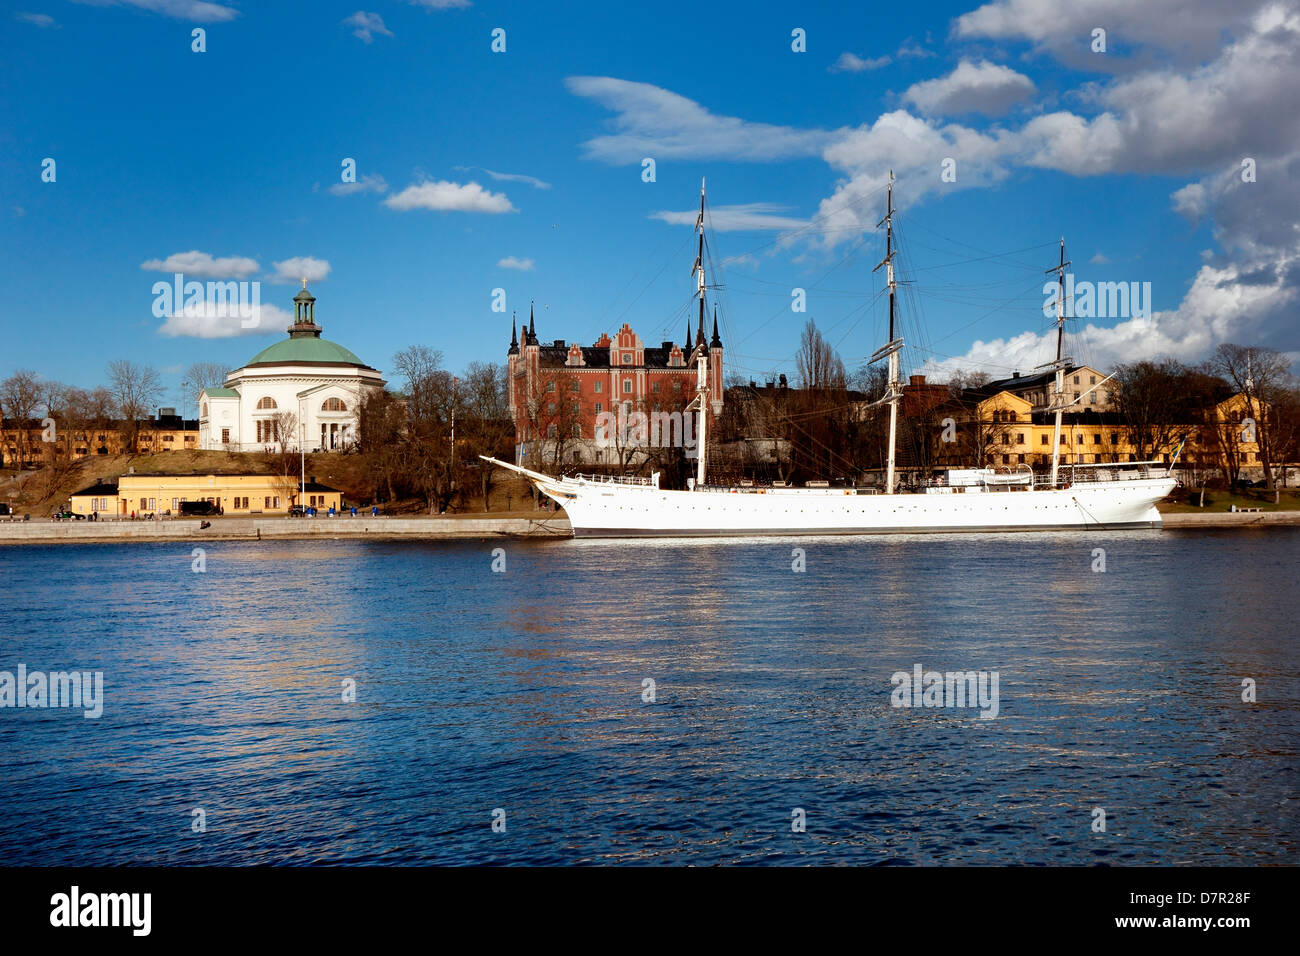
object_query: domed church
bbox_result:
[198,283,386,452]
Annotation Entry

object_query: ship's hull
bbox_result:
[534,475,1175,538]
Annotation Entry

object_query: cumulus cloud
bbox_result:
[158,302,293,339]
[902,59,1036,115]
[922,254,1299,376]
[329,173,389,196]
[497,256,535,270]
[270,257,331,284]
[564,4,1300,366]
[141,251,259,278]
[651,203,808,232]
[383,180,517,213]
[954,0,1271,67]
[342,11,393,43]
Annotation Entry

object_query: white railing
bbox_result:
[568,472,653,486]
[1032,461,1167,488]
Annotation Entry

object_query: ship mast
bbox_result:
[1045,238,1071,486]
[690,178,709,488]
[871,171,903,494]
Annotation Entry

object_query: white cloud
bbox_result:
[270,257,331,284]
[342,11,393,43]
[141,251,259,278]
[16,12,60,27]
[954,0,1271,67]
[1090,253,1111,264]
[73,0,240,23]
[329,173,388,196]
[922,254,1298,376]
[383,180,517,213]
[158,302,293,339]
[563,4,1300,365]
[830,52,891,73]
[902,60,1036,116]
[897,43,937,59]
[651,203,807,232]
[497,256,535,271]
[482,169,552,190]
[404,0,471,9]
[565,75,838,163]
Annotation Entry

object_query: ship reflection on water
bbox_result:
[0,531,1295,865]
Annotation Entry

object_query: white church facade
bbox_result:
[199,283,385,452]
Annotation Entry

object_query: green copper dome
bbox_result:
[245,336,369,367]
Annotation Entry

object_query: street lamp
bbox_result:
[298,395,306,512]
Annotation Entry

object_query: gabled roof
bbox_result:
[201,387,239,398]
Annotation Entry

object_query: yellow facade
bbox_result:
[1,424,198,467]
[69,474,342,517]
[956,390,1265,470]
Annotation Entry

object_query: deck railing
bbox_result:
[567,472,653,486]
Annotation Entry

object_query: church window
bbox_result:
[256,396,277,410]
[321,397,347,412]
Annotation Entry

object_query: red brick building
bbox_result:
[507,306,724,468]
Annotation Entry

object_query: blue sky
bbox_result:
[4,0,1295,410]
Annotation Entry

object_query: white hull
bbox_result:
[488,461,1174,538]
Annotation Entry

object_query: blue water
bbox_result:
[0,529,1296,865]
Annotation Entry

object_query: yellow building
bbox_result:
[68,474,343,517]
[1,409,198,468]
[944,390,1266,473]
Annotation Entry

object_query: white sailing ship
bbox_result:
[486,177,1176,537]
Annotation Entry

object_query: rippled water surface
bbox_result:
[1,529,1296,865]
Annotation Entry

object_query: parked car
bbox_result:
[53,510,85,520]
[179,500,219,517]
[287,504,307,517]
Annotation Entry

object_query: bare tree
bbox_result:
[0,370,43,468]
[357,389,406,506]
[1208,344,1293,490]
[1112,359,1194,462]
[107,360,163,455]
[795,320,846,390]
[460,361,512,510]
[180,361,229,416]
[943,368,992,401]
[392,346,457,513]
[270,408,299,451]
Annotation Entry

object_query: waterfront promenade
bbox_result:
[1,509,1297,543]
[0,513,572,543]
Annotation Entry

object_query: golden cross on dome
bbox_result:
[301,277,307,290]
